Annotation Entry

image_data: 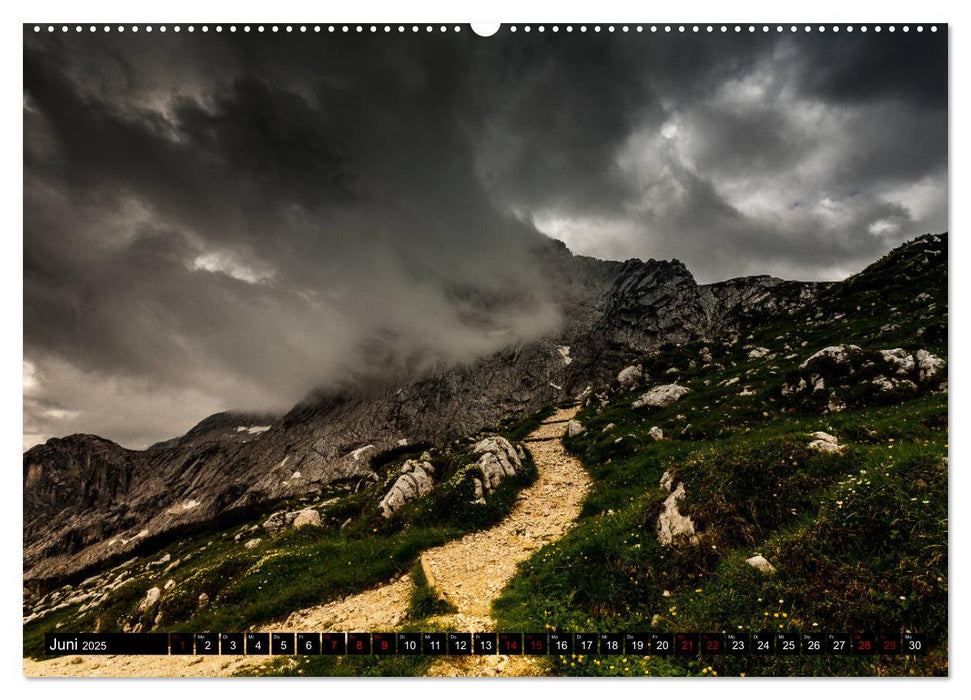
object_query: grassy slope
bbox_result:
[23,411,543,663]
[492,233,948,677]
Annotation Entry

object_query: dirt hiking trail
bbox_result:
[24,406,590,678]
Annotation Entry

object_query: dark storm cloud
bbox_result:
[23,27,947,447]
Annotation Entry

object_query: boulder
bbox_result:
[243,538,262,549]
[915,349,945,383]
[633,384,690,409]
[198,592,210,608]
[261,512,289,533]
[745,554,777,574]
[799,344,862,369]
[879,348,916,376]
[649,426,664,441]
[468,436,522,504]
[566,420,585,437]
[748,347,771,359]
[292,508,322,528]
[616,365,644,390]
[807,431,845,454]
[659,470,675,493]
[657,482,699,546]
[138,587,161,612]
[379,460,436,517]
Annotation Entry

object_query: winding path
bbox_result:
[23,406,590,678]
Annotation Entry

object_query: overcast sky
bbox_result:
[23,27,947,449]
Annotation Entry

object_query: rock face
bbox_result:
[657,471,700,546]
[23,236,827,586]
[379,460,436,517]
[468,436,523,504]
[633,384,691,409]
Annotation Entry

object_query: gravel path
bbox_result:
[23,406,590,678]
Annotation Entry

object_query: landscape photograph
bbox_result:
[22,23,947,677]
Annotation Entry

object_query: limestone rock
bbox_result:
[616,365,644,390]
[915,349,945,383]
[138,587,161,612]
[657,473,699,546]
[262,512,289,533]
[566,420,585,438]
[879,348,916,376]
[379,460,436,517]
[467,436,522,504]
[659,470,675,493]
[808,431,845,453]
[745,554,777,574]
[633,384,690,410]
[292,508,322,528]
[799,344,862,369]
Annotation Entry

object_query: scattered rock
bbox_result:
[658,483,699,545]
[657,472,700,546]
[880,348,916,376]
[138,587,161,612]
[633,384,690,409]
[468,436,523,504]
[807,431,845,453]
[566,420,585,438]
[649,426,664,441]
[745,554,777,574]
[379,460,436,517]
[243,538,262,549]
[163,579,176,591]
[616,365,644,390]
[602,423,616,433]
[916,349,945,383]
[292,508,322,528]
[198,592,210,608]
[262,512,289,533]
[748,347,771,359]
[659,470,675,493]
[799,344,862,369]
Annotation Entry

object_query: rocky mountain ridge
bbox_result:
[24,237,827,585]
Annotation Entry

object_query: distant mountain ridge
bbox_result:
[24,236,834,584]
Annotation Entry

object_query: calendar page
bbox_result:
[22,17,948,680]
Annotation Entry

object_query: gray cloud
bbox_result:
[23,28,947,447]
